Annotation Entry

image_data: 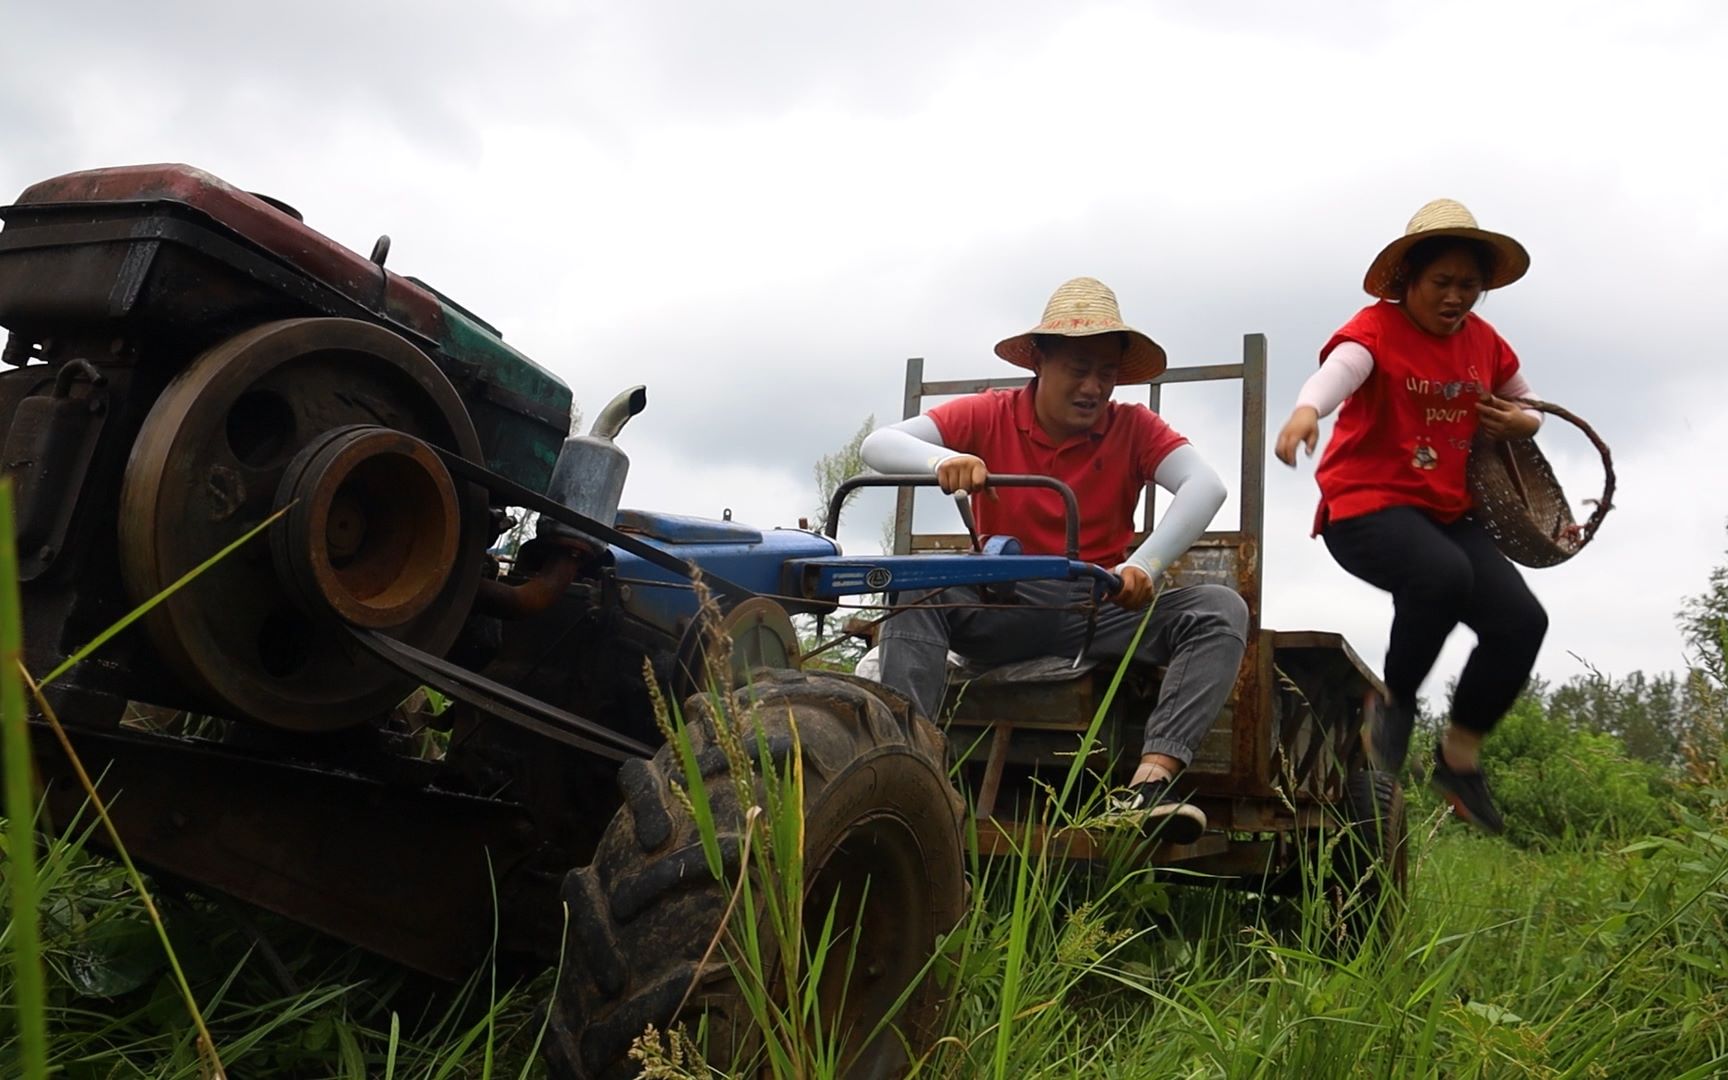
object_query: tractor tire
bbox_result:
[543,669,967,1080]
[1330,767,1409,941]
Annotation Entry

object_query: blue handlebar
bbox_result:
[1069,562,1125,596]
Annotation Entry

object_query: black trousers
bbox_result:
[1322,506,1547,733]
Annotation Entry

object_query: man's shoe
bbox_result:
[1364,696,1416,775]
[1430,741,1505,835]
[1108,778,1206,845]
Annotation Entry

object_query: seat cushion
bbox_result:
[948,655,1101,684]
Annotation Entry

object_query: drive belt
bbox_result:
[431,447,758,603]
[346,625,654,761]
[334,443,762,760]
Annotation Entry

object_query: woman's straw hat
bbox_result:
[995,277,1167,384]
[1363,199,1530,299]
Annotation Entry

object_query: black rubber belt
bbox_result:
[337,445,762,761]
[347,626,653,761]
[432,448,758,603]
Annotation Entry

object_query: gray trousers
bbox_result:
[877,580,1249,766]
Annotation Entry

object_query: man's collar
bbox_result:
[1015,379,1111,448]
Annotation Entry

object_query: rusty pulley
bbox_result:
[118,317,486,731]
[270,425,462,630]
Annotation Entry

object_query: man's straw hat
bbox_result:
[1363,199,1530,299]
[995,277,1167,384]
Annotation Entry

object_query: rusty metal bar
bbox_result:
[1239,334,1268,564]
[31,724,540,978]
[974,724,1011,820]
[918,376,1027,396]
[1173,839,1281,880]
[1143,381,1162,530]
[921,363,1241,399]
[1245,628,1274,789]
[893,358,923,555]
[974,818,1229,863]
[1153,362,1245,385]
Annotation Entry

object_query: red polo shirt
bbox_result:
[927,382,1187,564]
[1314,301,1521,530]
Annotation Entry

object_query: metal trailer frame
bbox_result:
[888,336,1389,875]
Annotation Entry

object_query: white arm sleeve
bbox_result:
[1495,371,1544,427]
[862,415,1226,573]
[1119,445,1227,577]
[1295,341,1374,417]
[859,415,962,475]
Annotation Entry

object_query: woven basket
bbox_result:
[1466,399,1615,568]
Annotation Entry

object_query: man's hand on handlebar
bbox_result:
[1112,565,1157,610]
[936,454,990,496]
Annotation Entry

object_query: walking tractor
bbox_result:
[1,164,1405,1078]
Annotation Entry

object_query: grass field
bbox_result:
[5,772,1725,1078]
[5,477,1726,1078]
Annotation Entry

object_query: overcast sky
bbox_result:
[6,0,1726,703]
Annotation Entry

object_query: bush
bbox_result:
[1472,694,1674,849]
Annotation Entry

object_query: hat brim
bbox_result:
[1364,227,1530,299]
[993,326,1167,384]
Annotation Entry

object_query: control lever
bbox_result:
[1069,563,1127,668]
[953,491,983,553]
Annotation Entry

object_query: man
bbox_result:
[860,277,1248,841]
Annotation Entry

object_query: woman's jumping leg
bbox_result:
[1323,506,1476,770]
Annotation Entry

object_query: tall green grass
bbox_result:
[629,587,1728,1079]
[2,479,49,1076]
[0,486,560,1077]
[4,505,292,1079]
[10,531,1728,1078]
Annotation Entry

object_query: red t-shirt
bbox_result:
[927,382,1188,564]
[1314,301,1521,530]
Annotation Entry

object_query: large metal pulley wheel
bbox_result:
[119,318,485,731]
[270,425,462,630]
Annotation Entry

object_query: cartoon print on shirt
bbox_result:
[1411,437,1438,471]
[1407,364,1491,429]
[1405,375,1484,399]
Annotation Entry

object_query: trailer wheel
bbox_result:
[544,669,966,1080]
[1329,767,1408,941]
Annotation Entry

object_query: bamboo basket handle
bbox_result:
[1507,397,1616,549]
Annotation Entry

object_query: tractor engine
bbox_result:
[0,164,579,729]
[0,164,842,979]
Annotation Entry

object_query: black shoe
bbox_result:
[1429,741,1505,835]
[1108,778,1206,844]
[1365,696,1416,775]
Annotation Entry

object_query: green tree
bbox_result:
[812,414,875,534]
[802,415,886,670]
[1679,522,1728,683]
[1677,521,1728,774]
[1548,669,1682,767]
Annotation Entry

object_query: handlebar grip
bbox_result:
[1068,561,1124,596]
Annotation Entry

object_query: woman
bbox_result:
[1274,198,1549,834]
